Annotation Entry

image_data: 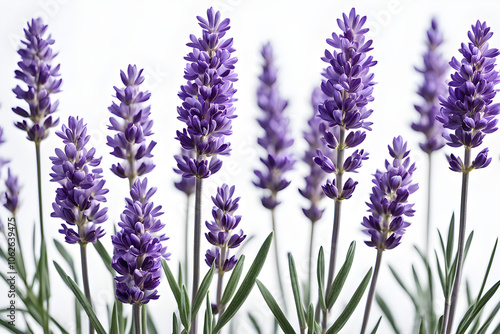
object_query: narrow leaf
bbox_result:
[445,213,455,268]
[110,302,119,334]
[256,280,296,334]
[370,317,382,334]
[162,259,181,307]
[327,241,356,309]
[192,263,215,321]
[93,240,115,277]
[221,255,245,305]
[288,254,306,330]
[317,247,326,311]
[248,313,262,334]
[375,294,400,334]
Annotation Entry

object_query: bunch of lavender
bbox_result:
[107,64,156,188]
[253,42,294,306]
[312,8,376,328]
[412,19,448,253]
[437,21,500,334]
[112,177,169,331]
[204,184,246,316]
[50,116,108,333]
[175,7,238,309]
[360,136,418,333]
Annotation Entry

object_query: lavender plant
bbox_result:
[313,8,376,329]
[253,42,294,307]
[437,20,500,334]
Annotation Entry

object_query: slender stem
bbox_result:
[185,194,192,286]
[425,153,433,259]
[271,208,288,312]
[323,126,345,331]
[445,147,471,334]
[191,177,203,334]
[133,305,141,334]
[141,304,147,334]
[307,220,316,306]
[35,142,45,240]
[439,300,451,334]
[216,272,224,318]
[80,244,95,334]
[360,249,383,334]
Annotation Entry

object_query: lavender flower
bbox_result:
[362,136,418,251]
[12,18,61,143]
[438,21,500,169]
[176,8,238,179]
[50,117,108,245]
[107,65,156,183]
[173,148,196,196]
[204,184,245,273]
[253,42,294,209]
[4,169,21,215]
[299,88,331,223]
[112,178,169,305]
[412,19,448,154]
[314,8,376,200]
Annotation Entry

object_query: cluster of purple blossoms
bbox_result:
[314,8,376,200]
[299,88,331,223]
[111,178,169,305]
[412,19,448,154]
[176,8,238,179]
[50,117,108,245]
[4,169,21,216]
[438,21,500,171]
[173,148,196,196]
[362,136,418,251]
[12,18,62,143]
[107,65,156,182]
[205,184,245,273]
[253,42,295,209]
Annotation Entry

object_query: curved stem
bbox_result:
[191,177,203,334]
[80,244,94,334]
[271,208,288,312]
[185,194,191,286]
[425,152,433,259]
[133,304,141,334]
[445,147,471,334]
[307,220,316,306]
[360,249,383,334]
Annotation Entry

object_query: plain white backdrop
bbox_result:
[1,0,500,333]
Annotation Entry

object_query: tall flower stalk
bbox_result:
[412,19,447,255]
[360,136,418,333]
[313,8,376,328]
[12,19,62,330]
[253,42,294,308]
[204,184,246,317]
[299,87,330,305]
[50,116,108,334]
[436,21,499,334]
[176,8,237,332]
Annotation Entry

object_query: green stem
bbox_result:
[191,177,203,334]
[360,249,383,334]
[445,147,471,334]
[307,220,316,306]
[271,208,288,313]
[133,304,141,334]
[141,305,147,334]
[80,244,94,334]
[439,300,451,334]
[216,272,224,318]
[35,142,45,240]
[425,152,433,259]
[185,194,192,286]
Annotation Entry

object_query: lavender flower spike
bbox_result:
[174,148,196,196]
[50,116,108,245]
[4,169,21,215]
[362,136,418,251]
[413,19,447,154]
[12,18,61,143]
[112,178,169,305]
[176,7,238,179]
[107,64,156,185]
[253,42,295,209]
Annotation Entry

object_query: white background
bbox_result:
[1,0,500,333]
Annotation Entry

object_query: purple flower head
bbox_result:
[362,136,418,251]
[107,65,156,183]
[299,88,332,223]
[176,8,238,179]
[437,21,500,170]
[173,149,196,196]
[314,8,376,200]
[4,169,21,215]
[50,117,108,245]
[12,18,62,143]
[205,184,245,273]
[253,42,295,210]
[412,19,448,154]
[112,178,169,305]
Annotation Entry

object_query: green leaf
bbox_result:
[54,239,77,279]
[178,262,184,288]
[93,240,115,277]
[110,302,119,334]
[53,261,107,334]
[173,313,179,334]
[327,241,356,309]
[0,319,27,334]
[418,318,425,334]
[204,294,213,334]
[221,255,245,305]
[326,267,373,334]
[306,303,316,334]
[256,280,296,334]
[213,232,273,333]
[162,259,181,307]
[477,300,500,334]
[435,251,446,296]
[477,239,498,301]
[180,285,191,330]
[288,254,306,330]
[445,213,455,268]
[248,313,262,334]
[389,265,418,310]
[192,263,215,321]
[317,247,326,311]
[370,317,382,334]
[375,294,400,334]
